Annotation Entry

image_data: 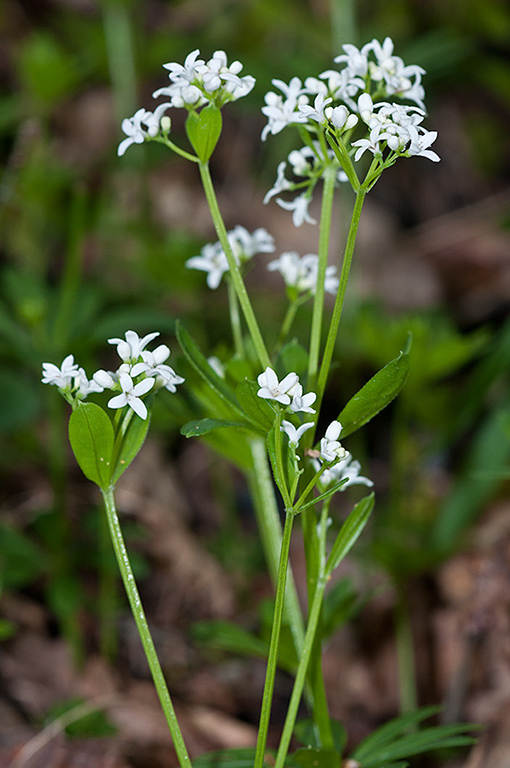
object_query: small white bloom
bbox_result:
[117,104,171,156]
[261,77,309,139]
[108,331,160,362]
[267,251,338,296]
[257,367,299,406]
[93,369,115,389]
[313,452,373,489]
[276,193,317,227]
[41,355,80,388]
[281,420,314,446]
[289,383,317,414]
[186,242,229,289]
[298,93,332,124]
[131,348,185,393]
[107,372,155,420]
[74,367,104,398]
[327,104,358,131]
[320,421,348,462]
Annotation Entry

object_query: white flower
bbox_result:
[42,355,80,388]
[313,452,373,489]
[327,105,358,131]
[298,93,332,124]
[93,369,116,389]
[257,367,299,406]
[117,104,171,156]
[263,161,293,204]
[187,227,275,289]
[107,372,155,420]
[227,225,275,262]
[320,421,348,462]
[289,383,317,414]
[267,252,338,296]
[162,49,207,85]
[108,331,160,362]
[261,77,309,139]
[186,242,229,289]
[131,346,185,393]
[74,368,104,398]
[281,420,314,446]
[202,50,255,100]
[406,125,440,162]
[276,193,317,227]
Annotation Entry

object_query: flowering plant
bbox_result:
[43,42,475,768]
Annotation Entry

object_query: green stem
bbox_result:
[101,486,191,768]
[228,278,245,357]
[274,299,300,355]
[308,166,337,392]
[330,0,357,49]
[274,575,329,768]
[316,189,366,406]
[254,509,296,768]
[198,161,271,370]
[248,439,305,656]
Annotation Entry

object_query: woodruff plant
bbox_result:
[43,41,475,768]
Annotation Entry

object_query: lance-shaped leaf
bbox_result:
[111,414,151,485]
[68,403,114,490]
[338,347,410,438]
[176,321,244,417]
[181,418,249,438]
[185,104,222,162]
[325,493,374,575]
[267,422,291,507]
[236,379,275,432]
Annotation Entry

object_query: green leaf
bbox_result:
[181,418,249,437]
[351,706,442,764]
[185,104,222,162]
[192,748,273,768]
[325,493,374,575]
[68,403,114,489]
[235,380,275,432]
[111,414,151,485]
[267,422,290,505]
[338,349,410,438]
[292,748,340,768]
[176,321,244,416]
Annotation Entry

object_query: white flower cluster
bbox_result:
[262,37,427,140]
[186,226,275,289]
[261,37,439,221]
[118,50,255,156]
[257,368,316,413]
[267,251,339,296]
[264,144,348,227]
[312,421,373,489]
[42,331,184,420]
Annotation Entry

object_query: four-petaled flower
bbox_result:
[281,420,314,446]
[289,383,317,414]
[257,367,299,405]
[41,354,80,388]
[108,372,155,420]
[320,421,348,462]
[108,331,160,362]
